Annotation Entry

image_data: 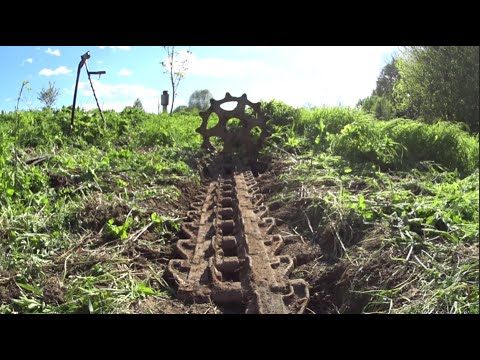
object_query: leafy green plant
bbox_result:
[105,217,133,240]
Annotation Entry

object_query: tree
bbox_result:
[133,98,144,112]
[160,46,191,115]
[357,95,394,120]
[374,56,400,98]
[393,46,479,132]
[188,89,213,111]
[37,81,60,109]
[357,57,400,120]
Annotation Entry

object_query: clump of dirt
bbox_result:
[43,277,65,305]
[270,198,315,229]
[255,159,292,195]
[48,173,78,190]
[278,237,321,266]
[348,179,369,191]
[293,261,349,314]
[0,270,21,305]
[138,179,201,223]
[316,214,365,257]
[77,200,132,233]
[176,179,202,209]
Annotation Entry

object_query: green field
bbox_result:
[0,103,478,314]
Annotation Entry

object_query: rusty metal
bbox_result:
[70,51,106,131]
[196,93,269,159]
[166,92,308,313]
[165,171,309,314]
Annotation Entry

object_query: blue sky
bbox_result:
[0,46,398,113]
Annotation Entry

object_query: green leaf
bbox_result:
[364,212,373,220]
[344,168,352,174]
[136,282,156,295]
[358,195,366,211]
[17,282,36,293]
[17,282,43,296]
[318,119,326,133]
[151,212,162,223]
[6,188,15,196]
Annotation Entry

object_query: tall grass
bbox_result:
[330,118,479,175]
[262,101,479,176]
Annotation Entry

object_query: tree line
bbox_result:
[357,46,479,133]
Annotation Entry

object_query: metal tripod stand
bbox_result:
[70,51,106,131]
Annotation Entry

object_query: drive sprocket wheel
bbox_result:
[196,93,269,157]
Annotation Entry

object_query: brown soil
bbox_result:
[0,270,21,305]
[133,296,221,314]
[290,242,417,314]
[278,235,321,266]
[43,277,65,305]
[77,200,132,233]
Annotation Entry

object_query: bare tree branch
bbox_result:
[160,46,191,115]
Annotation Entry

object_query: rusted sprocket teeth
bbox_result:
[196,93,269,158]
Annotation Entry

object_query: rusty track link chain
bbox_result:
[165,171,309,314]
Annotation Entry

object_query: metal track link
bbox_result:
[165,171,309,314]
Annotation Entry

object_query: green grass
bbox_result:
[267,152,478,313]
[0,108,201,313]
[0,100,478,314]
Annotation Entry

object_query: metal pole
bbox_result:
[71,52,90,131]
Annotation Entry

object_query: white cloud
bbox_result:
[21,58,33,65]
[197,46,397,108]
[78,80,158,99]
[118,68,133,76]
[45,48,61,56]
[109,46,131,51]
[77,80,160,113]
[238,46,270,54]
[188,54,278,78]
[97,60,104,64]
[98,46,131,51]
[288,46,397,106]
[4,98,12,102]
[39,66,71,76]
